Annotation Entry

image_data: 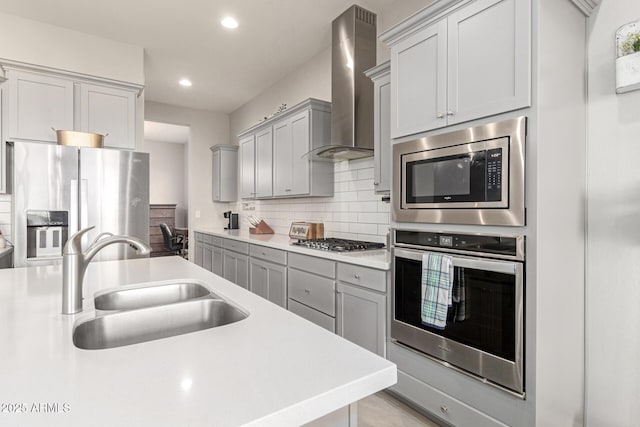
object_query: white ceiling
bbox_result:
[0,0,405,114]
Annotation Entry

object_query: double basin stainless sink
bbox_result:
[73,281,248,350]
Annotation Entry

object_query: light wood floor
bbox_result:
[358,391,441,427]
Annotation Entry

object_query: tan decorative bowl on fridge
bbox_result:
[52,128,107,148]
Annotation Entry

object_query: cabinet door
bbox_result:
[223,251,237,283]
[202,243,213,272]
[336,282,386,357]
[289,110,310,196]
[211,149,221,201]
[447,0,531,125]
[254,127,273,198]
[6,69,74,143]
[250,258,287,308]
[79,83,136,149]
[272,119,292,197]
[224,250,249,289]
[390,20,447,138]
[374,75,391,194]
[240,135,255,199]
[194,241,204,267]
[212,246,224,276]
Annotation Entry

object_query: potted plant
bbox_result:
[616,23,640,93]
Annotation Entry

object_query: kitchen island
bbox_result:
[0,256,396,426]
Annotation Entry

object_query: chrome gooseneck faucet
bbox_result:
[62,226,151,315]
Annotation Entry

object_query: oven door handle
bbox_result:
[393,248,519,275]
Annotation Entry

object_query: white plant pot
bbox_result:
[616,51,640,94]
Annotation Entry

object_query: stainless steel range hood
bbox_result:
[306,5,377,161]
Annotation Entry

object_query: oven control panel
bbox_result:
[394,230,523,259]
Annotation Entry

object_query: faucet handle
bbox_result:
[63,226,95,255]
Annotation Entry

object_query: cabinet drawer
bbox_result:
[212,236,223,247]
[338,263,387,292]
[250,244,287,265]
[201,234,212,244]
[392,370,508,427]
[288,252,335,278]
[288,268,335,316]
[288,299,335,333]
[195,233,204,243]
[224,238,249,254]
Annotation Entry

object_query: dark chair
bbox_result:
[159,223,186,256]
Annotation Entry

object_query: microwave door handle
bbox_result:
[393,248,517,275]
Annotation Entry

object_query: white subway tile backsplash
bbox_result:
[348,201,378,212]
[356,191,380,202]
[235,158,389,238]
[357,168,374,180]
[357,212,389,224]
[349,223,378,235]
[348,179,374,192]
[378,202,390,212]
[332,212,357,222]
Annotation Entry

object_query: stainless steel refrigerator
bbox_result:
[9,141,149,268]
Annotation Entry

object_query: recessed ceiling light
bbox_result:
[221,17,239,29]
[179,79,192,87]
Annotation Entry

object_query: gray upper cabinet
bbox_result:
[254,126,273,198]
[79,83,136,149]
[2,64,141,149]
[366,61,391,194]
[239,98,333,200]
[240,134,255,199]
[384,0,531,138]
[210,144,238,202]
[5,69,74,143]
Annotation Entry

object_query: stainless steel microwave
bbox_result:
[392,116,526,226]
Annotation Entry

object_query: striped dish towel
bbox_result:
[421,252,454,329]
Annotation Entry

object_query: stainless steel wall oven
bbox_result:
[392,116,526,226]
[391,229,525,395]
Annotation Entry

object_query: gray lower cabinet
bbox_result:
[249,258,287,308]
[212,245,223,276]
[202,243,213,272]
[194,233,204,267]
[336,282,386,357]
[223,239,250,289]
[249,244,287,308]
[287,253,336,332]
[223,250,249,289]
[336,262,387,357]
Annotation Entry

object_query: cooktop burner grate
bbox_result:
[292,238,385,252]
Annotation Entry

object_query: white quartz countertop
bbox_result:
[0,257,396,426]
[194,229,391,271]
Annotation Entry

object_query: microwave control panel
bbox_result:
[486,148,503,201]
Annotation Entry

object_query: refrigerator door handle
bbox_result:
[70,179,79,234]
[80,179,89,247]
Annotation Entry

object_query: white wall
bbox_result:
[0,12,144,85]
[586,2,640,426]
[0,194,10,244]
[145,139,187,228]
[144,101,230,237]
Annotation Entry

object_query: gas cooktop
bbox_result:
[292,238,385,252]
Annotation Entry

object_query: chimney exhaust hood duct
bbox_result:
[306,5,377,162]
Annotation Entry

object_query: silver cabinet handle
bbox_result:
[440,405,448,414]
[436,112,444,118]
[304,289,311,294]
[373,182,379,186]
[354,273,361,279]
[285,188,292,192]
[446,111,455,116]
